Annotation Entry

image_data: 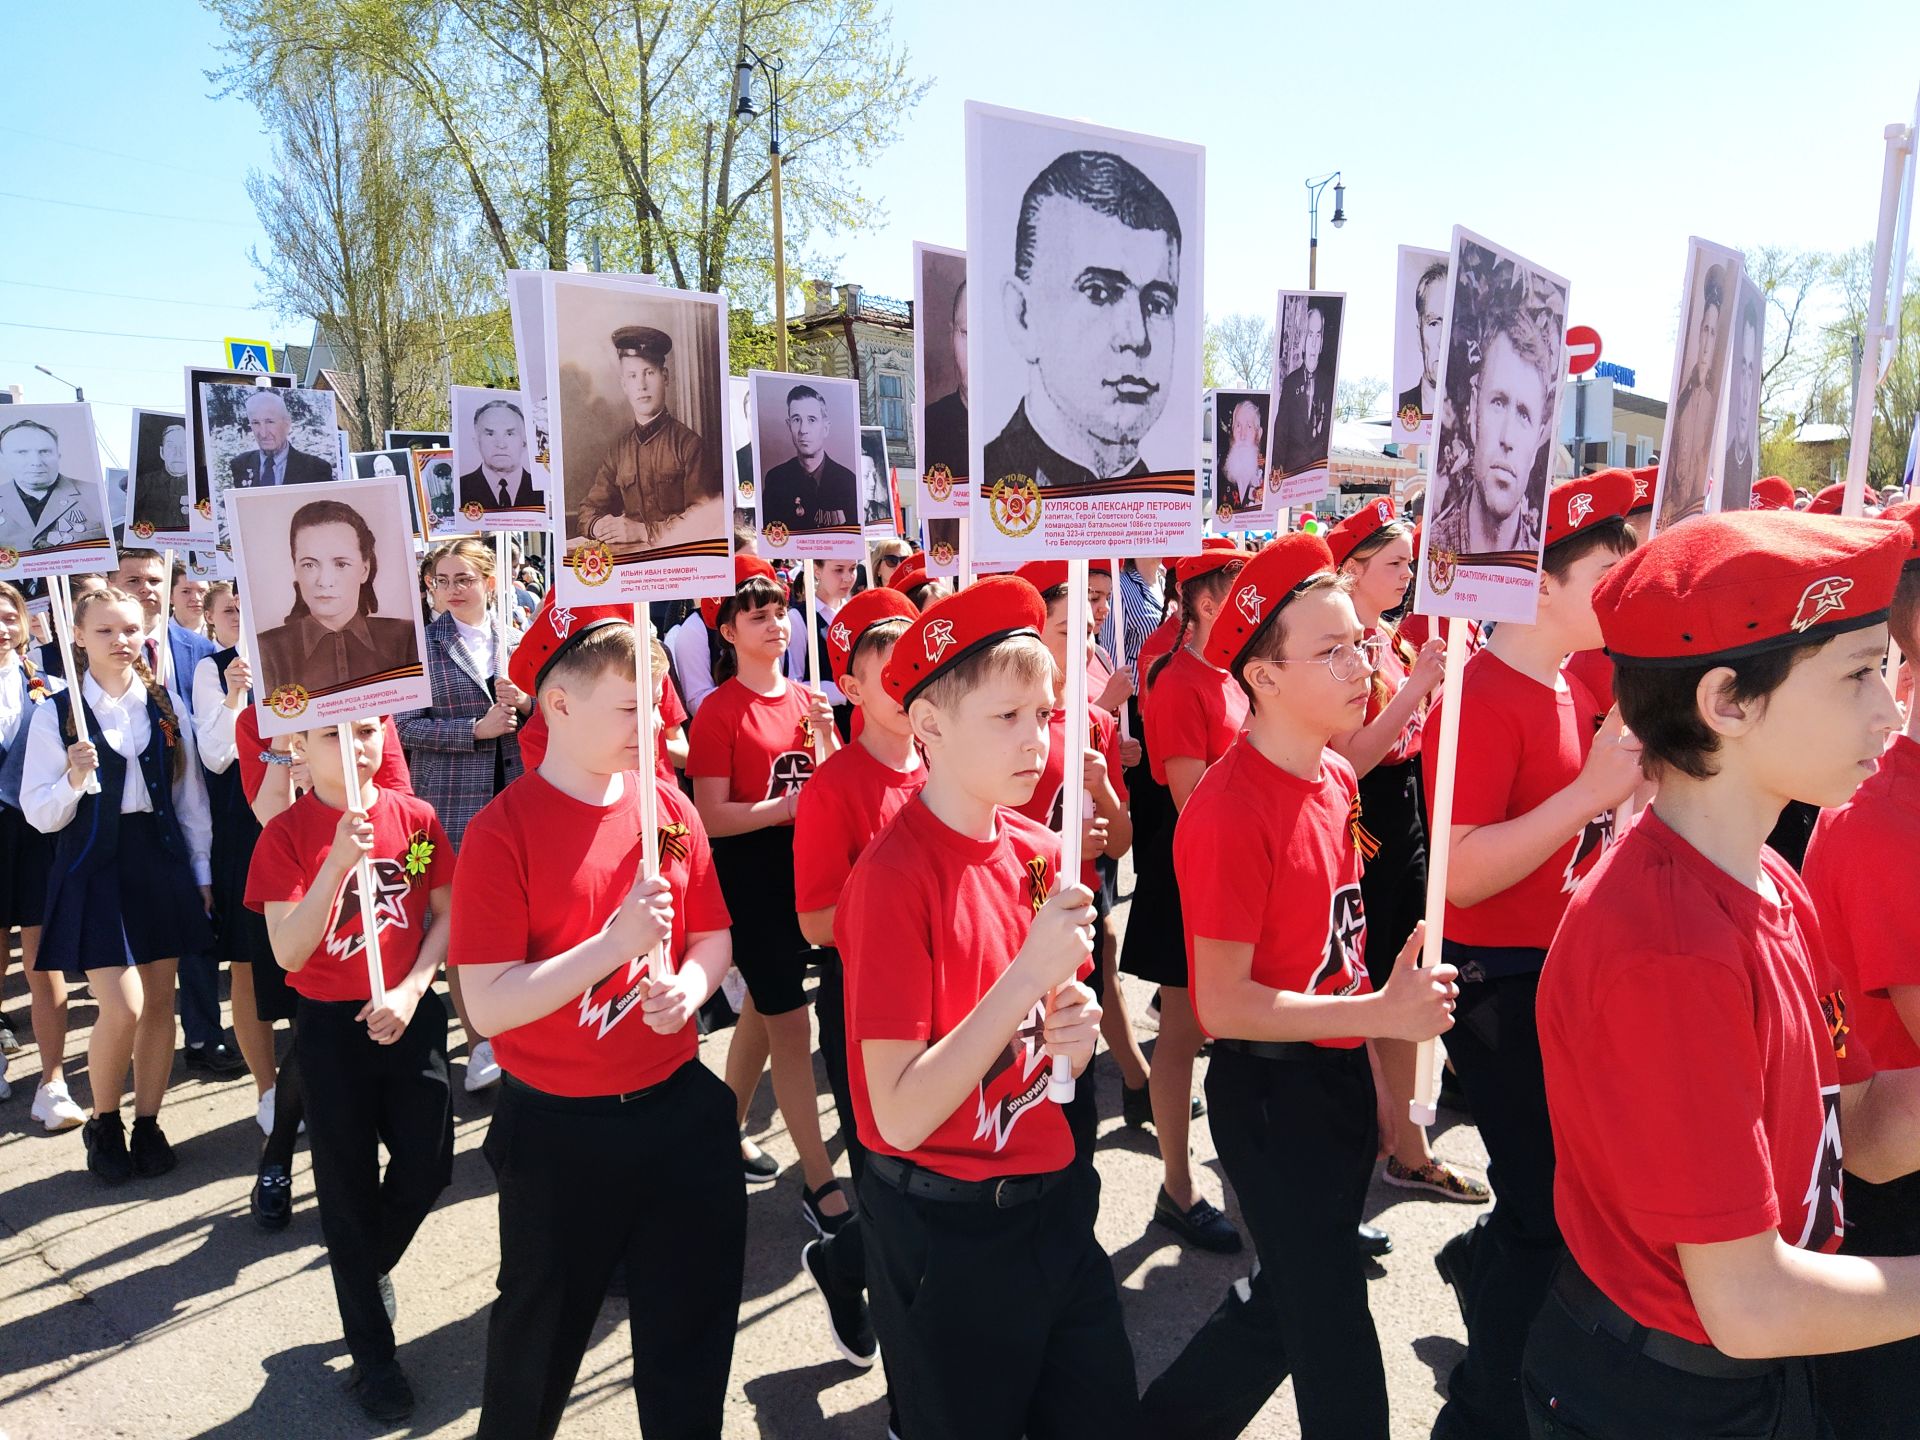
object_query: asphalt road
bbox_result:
[0,880,1485,1439]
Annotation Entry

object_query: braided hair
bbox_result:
[1147,561,1243,690]
[68,586,186,784]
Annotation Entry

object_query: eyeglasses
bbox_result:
[430,574,482,592]
[1264,636,1386,684]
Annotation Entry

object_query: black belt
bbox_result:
[1552,1262,1780,1380]
[1213,1036,1349,1062]
[502,1069,677,1112]
[867,1152,1068,1209]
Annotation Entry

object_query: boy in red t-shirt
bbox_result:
[450,605,741,1440]
[245,714,455,1425]
[839,577,1134,1439]
[1422,471,1645,1440]
[1141,534,1459,1439]
[1529,509,1920,1437]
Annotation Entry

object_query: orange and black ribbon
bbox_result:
[1026,856,1051,915]
[1348,794,1381,863]
[657,821,691,864]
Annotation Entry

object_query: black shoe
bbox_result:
[1435,1222,1477,1323]
[184,1040,246,1076]
[129,1115,176,1177]
[345,1360,415,1424]
[1152,1187,1243,1254]
[1438,1063,1471,1115]
[801,1178,853,1238]
[802,1239,878,1368]
[1121,1085,1206,1129]
[377,1271,396,1323]
[251,1163,293,1231]
[83,1113,133,1186]
[741,1139,780,1184]
[1357,1222,1393,1258]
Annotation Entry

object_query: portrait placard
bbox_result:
[546,273,734,603]
[350,449,424,536]
[1413,227,1570,626]
[1712,269,1766,515]
[384,430,450,451]
[185,366,292,537]
[729,376,755,509]
[923,515,962,577]
[1392,246,1449,446]
[914,241,970,515]
[450,385,544,530]
[201,382,341,548]
[748,369,865,562]
[859,427,902,539]
[0,403,116,581]
[965,101,1203,562]
[126,408,195,543]
[1650,237,1745,534]
[506,270,554,511]
[1268,291,1345,509]
[1210,387,1274,524]
[228,474,430,737]
[410,448,472,540]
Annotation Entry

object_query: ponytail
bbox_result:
[66,585,185,782]
[1148,563,1241,689]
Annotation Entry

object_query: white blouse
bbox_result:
[23,671,213,885]
[451,614,497,681]
[191,654,240,774]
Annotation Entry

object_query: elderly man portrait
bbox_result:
[1219,397,1266,511]
[228,390,333,489]
[133,421,192,532]
[760,384,858,531]
[1275,300,1336,478]
[575,324,708,547]
[0,418,107,553]
[985,149,1182,490]
[1426,308,1554,558]
[458,398,538,511]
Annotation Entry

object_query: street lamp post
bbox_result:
[735,46,790,372]
[34,364,84,402]
[1303,171,1346,291]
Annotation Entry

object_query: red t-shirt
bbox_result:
[244,788,452,1003]
[793,740,925,914]
[1422,650,1611,950]
[449,772,731,1096]
[1804,735,1920,1071]
[236,708,412,805]
[1363,627,1425,766]
[1539,808,1870,1344]
[1144,646,1249,787]
[1135,614,1181,693]
[685,677,816,818]
[1011,702,1128,889]
[1177,739,1372,1045]
[516,684,684,782]
[1564,648,1615,711]
[838,800,1084,1181]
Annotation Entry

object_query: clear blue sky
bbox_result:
[4,1,1915,467]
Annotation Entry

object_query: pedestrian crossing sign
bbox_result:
[224,337,276,373]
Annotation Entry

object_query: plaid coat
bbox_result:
[395,610,524,848]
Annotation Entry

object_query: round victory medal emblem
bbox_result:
[989,474,1042,538]
[925,464,954,503]
[461,500,485,521]
[196,498,212,518]
[737,478,755,502]
[568,540,615,587]
[268,683,309,720]
[1397,402,1420,433]
[763,521,791,550]
[930,537,957,567]
[131,520,155,540]
[0,547,17,569]
[1216,503,1234,525]
[1427,543,1458,597]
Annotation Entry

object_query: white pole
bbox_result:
[957,514,972,590]
[802,562,828,762]
[336,722,386,1009]
[634,605,668,981]
[1049,558,1090,1105]
[1843,120,1917,519]
[494,533,514,634]
[156,547,176,692]
[50,574,101,795]
[1409,615,1470,1124]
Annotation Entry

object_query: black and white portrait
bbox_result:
[1211,388,1271,519]
[451,385,542,527]
[749,370,864,560]
[1416,228,1570,626]
[1653,239,1743,534]
[1269,290,1345,503]
[1394,246,1449,443]
[351,449,424,536]
[1715,271,1765,515]
[0,403,116,580]
[859,426,898,536]
[128,408,193,541]
[227,474,430,737]
[410,448,469,539]
[914,241,970,505]
[546,272,732,603]
[186,365,291,537]
[201,383,340,547]
[729,375,755,507]
[966,102,1203,562]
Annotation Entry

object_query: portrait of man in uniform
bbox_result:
[130,414,192,533]
[1272,294,1343,481]
[456,396,538,511]
[574,325,709,546]
[982,148,1183,491]
[0,417,108,555]
[758,382,859,532]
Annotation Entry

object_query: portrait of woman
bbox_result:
[254,499,416,698]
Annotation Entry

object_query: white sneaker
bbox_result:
[464,1039,502,1093]
[32,1080,86,1132]
[256,1086,276,1137]
[0,1069,11,1102]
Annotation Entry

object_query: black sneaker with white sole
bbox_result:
[801,1239,877,1368]
[801,1178,853,1238]
[741,1139,780,1184]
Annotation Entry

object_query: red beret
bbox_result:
[1013,559,1112,594]
[881,576,1046,707]
[887,553,930,593]
[1171,537,1249,588]
[1205,533,1338,671]
[1749,476,1795,511]
[1544,470,1636,550]
[1594,511,1909,666]
[1628,464,1658,515]
[1879,500,1920,570]
[1807,483,1847,516]
[508,589,633,696]
[1325,497,1400,567]
[825,587,918,682]
[699,554,786,629]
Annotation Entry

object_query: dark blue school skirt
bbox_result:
[36,811,214,974]
[0,804,52,929]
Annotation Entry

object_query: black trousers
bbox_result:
[296,989,454,1371]
[477,1060,745,1440]
[1523,1277,1827,1439]
[1141,1042,1387,1439]
[858,1161,1140,1440]
[1814,1168,1920,1437]
[813,948,871,1293]
[1434,972,1563,1440]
